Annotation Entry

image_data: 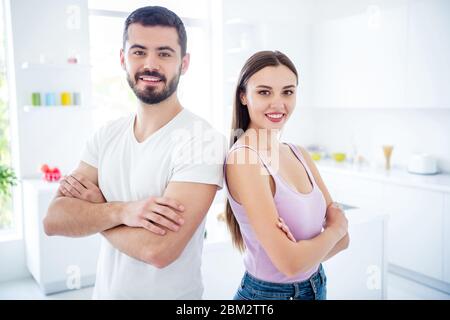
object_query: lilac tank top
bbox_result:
[224,143,327,283]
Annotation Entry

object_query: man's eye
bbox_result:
[159,52,171,57]
[133,51,145,56]
[258,90,270,95]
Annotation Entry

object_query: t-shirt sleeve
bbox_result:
[80,128,102,169]
[170,131,227,189]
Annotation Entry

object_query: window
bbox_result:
[0,1,14,233]
[88,1,214,129]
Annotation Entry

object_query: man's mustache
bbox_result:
[135,71,167,83]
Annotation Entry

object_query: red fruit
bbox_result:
[41,164,50,173]
[53,171,61,181]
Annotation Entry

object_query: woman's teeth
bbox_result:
[265,113,285,122]
[266,113,283,119]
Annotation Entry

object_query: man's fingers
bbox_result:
[71,173,96,189]
[61,180,81,197]
[154,197,184,211]
[145,212,180,232]
[59,184,74,198]
[66,176,87,195]
[152,204,184,225]
[141,220,166,235]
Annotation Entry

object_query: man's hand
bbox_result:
[120,197,185,235]
[59,173,185,235]
[59,173,106,203]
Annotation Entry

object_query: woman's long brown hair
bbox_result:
[225,50,299,252]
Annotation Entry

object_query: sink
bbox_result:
[336,202,358,211]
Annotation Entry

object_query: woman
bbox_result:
[224,50,350,300]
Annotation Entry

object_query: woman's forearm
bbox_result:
[322,233,350,262]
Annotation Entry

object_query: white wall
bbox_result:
[0,0,92,284]
[286,108,450,173]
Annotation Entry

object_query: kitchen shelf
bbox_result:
[23,105,90,112]
[21,62,92,70]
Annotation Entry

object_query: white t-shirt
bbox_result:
[81,108,226,299]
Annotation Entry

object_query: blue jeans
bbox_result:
[233,264,327,300]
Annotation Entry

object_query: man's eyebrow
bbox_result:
[129,44,147,50]
[157,46,176,53]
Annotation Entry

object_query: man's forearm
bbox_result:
[101,226,161,265]
[322,233,350,262]
[44,197,123,237]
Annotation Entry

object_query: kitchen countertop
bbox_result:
[316,159,450,193]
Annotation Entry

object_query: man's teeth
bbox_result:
[266,114,284,119]
[140,76,161,82]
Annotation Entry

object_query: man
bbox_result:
[43,6,225,299]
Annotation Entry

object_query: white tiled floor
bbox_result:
[0,272,449,300]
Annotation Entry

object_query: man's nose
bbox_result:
[143,53,160,71]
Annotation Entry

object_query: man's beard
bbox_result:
[127,68,181,105]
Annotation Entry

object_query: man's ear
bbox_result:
[240,92,248,106]
[120,48,126,71]
[180,53,190,75]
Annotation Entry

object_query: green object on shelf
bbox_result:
[31,92,41,106]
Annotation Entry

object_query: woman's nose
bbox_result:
[270,98,285,109]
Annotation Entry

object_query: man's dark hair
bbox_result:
[123,6,187,56]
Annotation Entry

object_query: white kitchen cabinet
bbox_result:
[202,204,388,300]
[324,208,388,300]
[320,170,384,211]
[382,184,444,281]
[444,193,450,283]
[405,0,450,108]
[310,3,407,108]
[22,179,100,295]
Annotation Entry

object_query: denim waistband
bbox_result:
[242,264,325,290]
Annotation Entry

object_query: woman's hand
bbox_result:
[324,203,348,239]
[277,217,296,242]
[59,173,106,203]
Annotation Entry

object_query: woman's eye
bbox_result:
[258,90,270,96]
[284,90,294,95]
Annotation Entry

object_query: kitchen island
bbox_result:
[202,200,388,299]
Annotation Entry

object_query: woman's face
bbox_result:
[241,65,297,131]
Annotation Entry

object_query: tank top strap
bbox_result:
[224,144,276,179]
[283,143,318,186]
